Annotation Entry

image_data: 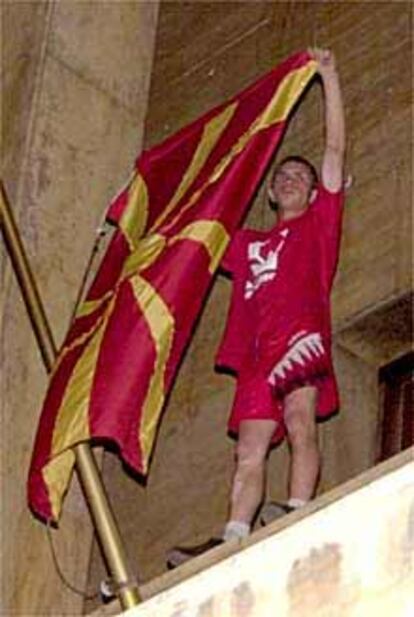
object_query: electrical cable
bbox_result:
[46,519,100,601]
[45,217,113,603]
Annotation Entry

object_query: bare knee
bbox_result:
[284,389,318,448]
[234,420,276,475]
[285,410,317,448]
[235,439,269,479]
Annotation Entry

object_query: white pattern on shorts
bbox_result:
[267,332,325,385]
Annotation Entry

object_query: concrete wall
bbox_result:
[89,449,414,616]
[1,2,159,614]
[86,1,412,600]
[127,450,414,617]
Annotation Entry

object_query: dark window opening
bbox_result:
[377,352,413,463]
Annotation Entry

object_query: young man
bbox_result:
[167,48,345,567]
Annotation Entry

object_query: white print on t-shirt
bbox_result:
[267,332,325,385]
[244,229,290,300]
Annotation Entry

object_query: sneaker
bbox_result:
[259,502,295,526]
[166,537,224,569]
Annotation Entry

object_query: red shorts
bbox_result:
[228,364,287,444]
[226,325,339,444]
[227,361,328,445]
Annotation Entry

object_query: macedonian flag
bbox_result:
[28,51,316,522]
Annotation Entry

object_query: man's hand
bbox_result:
[308,47,337,79]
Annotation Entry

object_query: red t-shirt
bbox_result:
[216,184,344,415]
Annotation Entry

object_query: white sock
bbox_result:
[287,497,308,509]
[222,521,250,541]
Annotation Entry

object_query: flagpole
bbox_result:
[0,181,141,610]
[0,184,58,371]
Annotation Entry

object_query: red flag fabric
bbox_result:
[28,51,316,522]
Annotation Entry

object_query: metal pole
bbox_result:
[0,184,57,371]
[0,181,141,609]
[75,443,140,608]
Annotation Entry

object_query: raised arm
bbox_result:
[309,48,346,192]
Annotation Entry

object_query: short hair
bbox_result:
[270,155,319,190]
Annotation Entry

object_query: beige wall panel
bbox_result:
[1,1,50,205]
[2,2,159,615]
[395,156,413,295]
[152,2,268,88]
[318,344,380,491]
[19,53,143,343]
[146,38,262,147]
[49,1,158,119]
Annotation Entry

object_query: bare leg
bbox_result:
[229,419,277,524]
[284,386,320,501]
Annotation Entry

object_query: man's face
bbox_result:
[270,161,314,215]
